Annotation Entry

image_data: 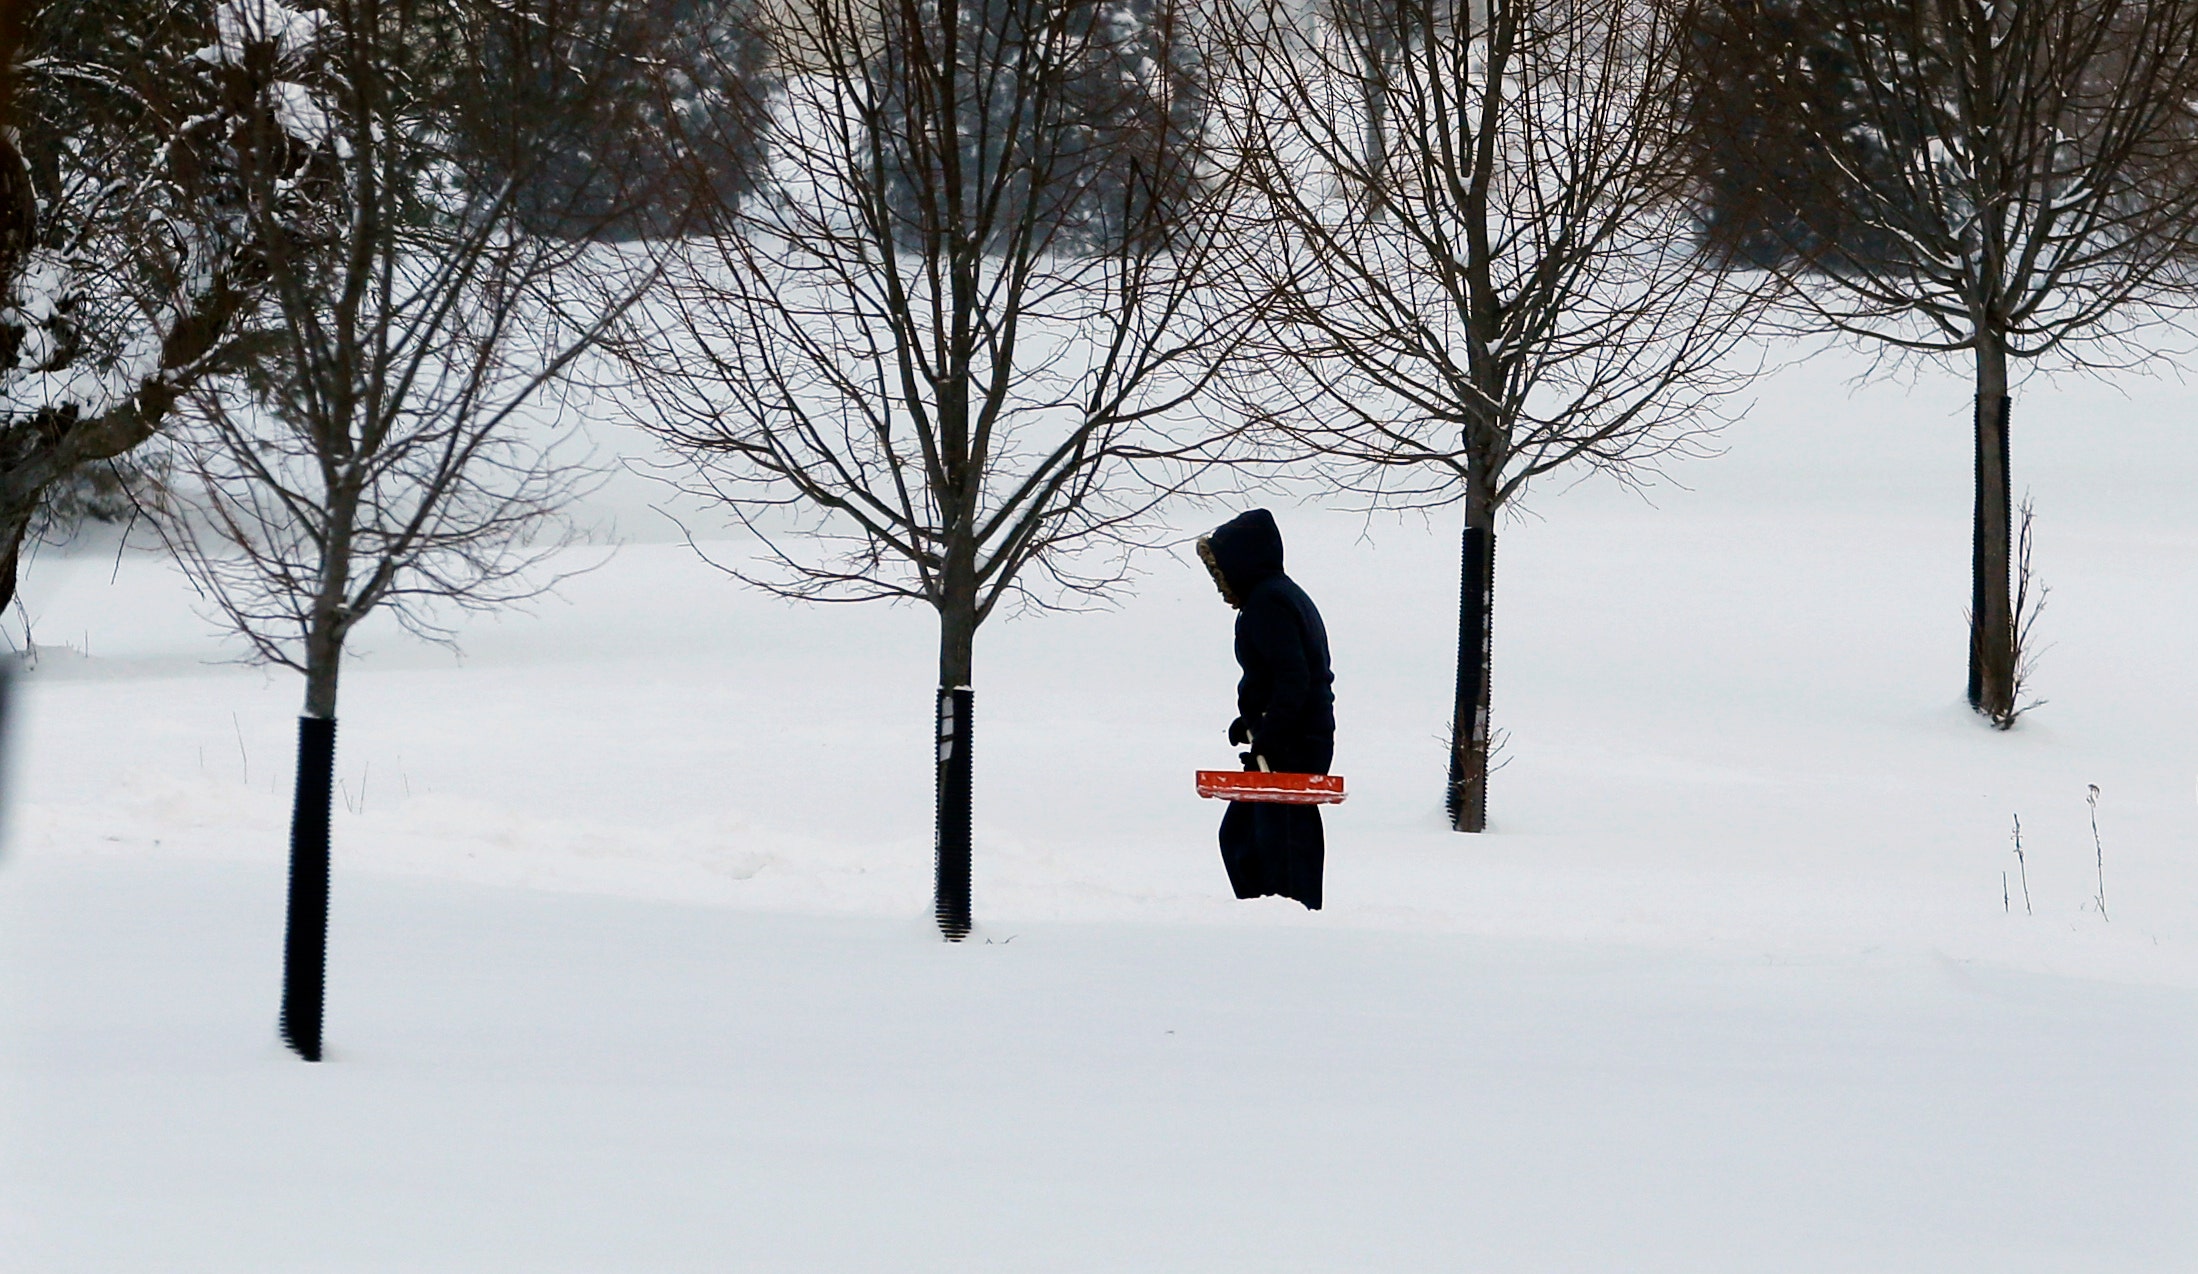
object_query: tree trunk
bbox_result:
[1447,512,1496,833]
[1359,47,1389,217]
[0,508,30,617]
[0,120,36,298]
[1969,337,2015,722]
[934,582,977,940]
[303,618,344,721]
[280,713,336,1061]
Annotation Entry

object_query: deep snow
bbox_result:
[3,344,2195,1270]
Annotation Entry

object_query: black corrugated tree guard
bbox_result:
[935,686,975,936]
[621,0,1244,938]
[163,0,686,1058]
[281,715,336,1059]
[1223,0,1764,831]
[1682,0,2198,726]
[1448,522,1494,831]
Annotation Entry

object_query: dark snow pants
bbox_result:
[1218,801,1324,910]
[1217,736,1330,911]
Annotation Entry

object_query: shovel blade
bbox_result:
[1195,769,1347,804]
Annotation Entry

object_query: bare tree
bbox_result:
[621,0,1244,938]
[1685,0,2198,726]
[163,0,686,1060]
[1218,0,1764,831]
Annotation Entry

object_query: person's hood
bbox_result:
[1197,508,1284,606]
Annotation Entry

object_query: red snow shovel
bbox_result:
[1196,755,1347,805]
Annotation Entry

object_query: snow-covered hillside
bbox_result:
[3,344,2194,1270]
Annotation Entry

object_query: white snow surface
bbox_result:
[4,345,2196,1270]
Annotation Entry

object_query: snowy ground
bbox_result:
[3,346,2195,1270]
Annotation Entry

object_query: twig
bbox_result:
[2011,813,2032,916]
[109,466,143,586]
[2087,784,2107,921]
[232,711,248,785]
[1990,495,2050,729]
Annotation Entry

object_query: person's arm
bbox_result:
[1241,592,1310,750]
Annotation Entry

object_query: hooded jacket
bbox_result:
[1199,509,1335,771]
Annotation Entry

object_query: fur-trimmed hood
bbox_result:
[1197,508,1284,608]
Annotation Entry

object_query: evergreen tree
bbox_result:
[457,0,774,240]
[0,0,329,610]
[1683,0,1930,270]
[879,0,1208,254]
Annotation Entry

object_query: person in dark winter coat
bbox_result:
[1196,508,1334,910]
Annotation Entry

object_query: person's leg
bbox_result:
[1276,804,1324,910]
[1218,800,1267,899]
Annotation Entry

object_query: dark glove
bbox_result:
[1227,716,1253,747]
